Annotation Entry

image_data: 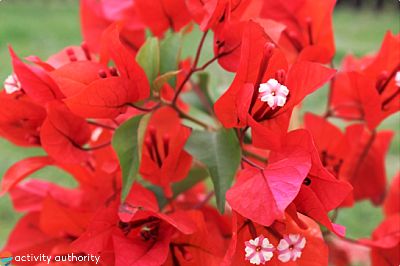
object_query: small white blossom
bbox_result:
[277,234,306,262]
[258,79,289,109]
[4,74,21,94]
[245,235,274,265]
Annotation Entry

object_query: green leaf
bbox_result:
[197,72,214,107]
[172,167,209,196]
[153,70,181,92]
[112,114,150,200]
[159,32,182,86]
[136,37,160,87]
[184,129,241,212]
[146,166,210,209]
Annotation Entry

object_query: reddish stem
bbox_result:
[127,102,161,112]
[241,156,264,170]
[172,30,209,105]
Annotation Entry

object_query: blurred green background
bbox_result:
[0,0,399,254]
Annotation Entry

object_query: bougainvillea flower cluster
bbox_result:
[0,0,398,265]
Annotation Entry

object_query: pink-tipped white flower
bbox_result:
[4,74,22,94]
[258,78,289,109]
[395,71,400,87]
[245,235,274,265]
[277,234,306,262]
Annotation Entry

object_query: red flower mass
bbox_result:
[0,1,399,265]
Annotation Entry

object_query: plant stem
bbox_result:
[127,102,161,112]
[170,104,213,130]
[172,30,209,105]
[241,156,264,170]
[243,150,268,164]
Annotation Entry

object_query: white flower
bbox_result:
[277,234,306,262]
[395,71,400,87]
[245,235,274,265]
[258,79,289,109]
[4,74,22,94]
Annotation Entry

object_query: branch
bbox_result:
[241,156,264,170]
[127,102,161,112]
[172,30,209,105]
[170,104,213,130]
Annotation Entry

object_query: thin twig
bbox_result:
[241,156,264,170]
[127,102,161,112]
[172,30,209,105]
[243,150,268,164]
[170,104,213,130]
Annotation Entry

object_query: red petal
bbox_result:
[64,77,139,119]
[0,95,46,146]
[283,60,336,112]
[50,61,106,97]
[100,23,150,100]
[9,179,80,212]
[39,196,92,237]
[135,0,191,36]
[0,156,53,195]
[384,173,400,216]
[120,182,160,222]
[9,46,64,104]
[112,223,173,266]
[40,103,91,163]
[226,148,311,226]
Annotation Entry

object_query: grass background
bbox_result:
[0,0,399,253]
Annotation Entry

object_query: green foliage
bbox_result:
[160,32,183,79]
[153,70,180,92]
[136,37,160,90]
[147,167,210,208]
[112,115,149,200]
[185,129,241,212]
[0,1,399,248]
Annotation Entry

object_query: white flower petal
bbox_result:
[250,254,261,265]
[298,237,306,249]
[245,247,255,256]
[4,74,21,94]
[278,252,291,263]
[249,239,258,246]
[289,234,300,243]
[276,96,286,107]
[260,94,272,103]
[293,250,302,261]
[279,85,289,95]
[261,250,274,261]
[258,78,289,109]
[267,78,279,87]
[267,98,276,108]
[259,83,270,93]
[277,239,289,251]
[261,238,273,249]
